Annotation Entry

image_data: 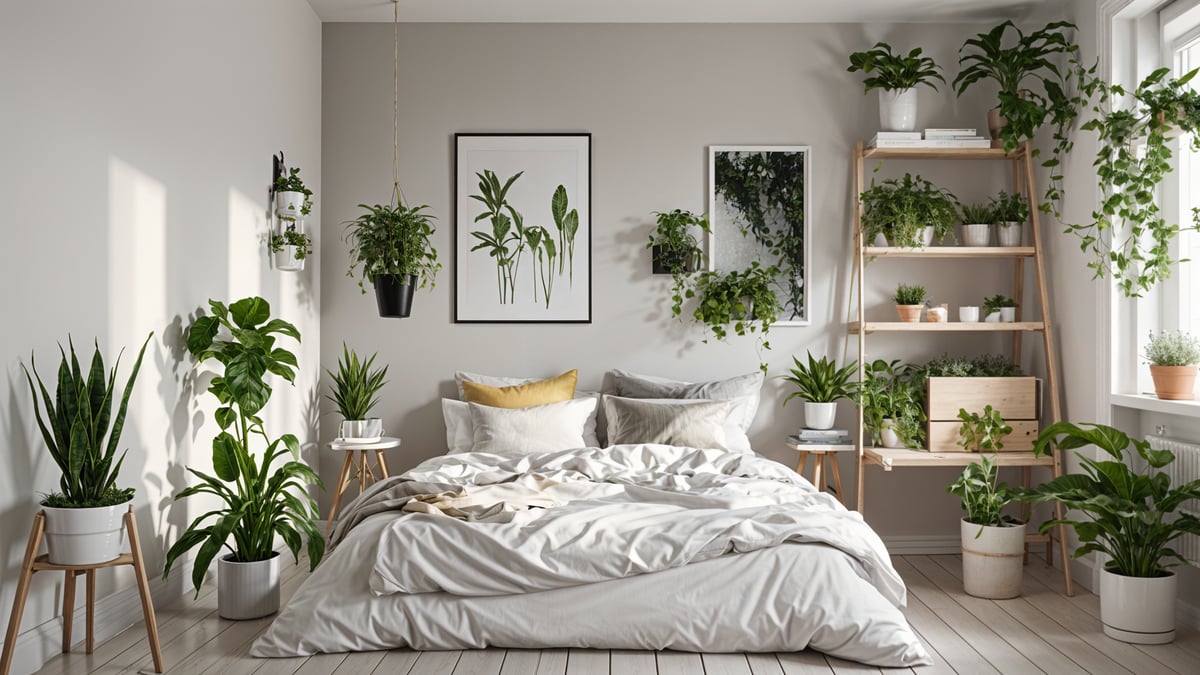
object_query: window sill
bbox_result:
[1110,393,1200,419]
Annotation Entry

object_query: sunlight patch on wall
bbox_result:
[227,187,264,304]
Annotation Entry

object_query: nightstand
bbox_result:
[785,435,855,505]
[326,436,401,536]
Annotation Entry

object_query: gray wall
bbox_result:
[0,2,321,672]
[321,22,1024,544]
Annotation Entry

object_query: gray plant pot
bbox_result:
[218,552,280,620]
[340,418,383,441]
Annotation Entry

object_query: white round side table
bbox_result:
[326,436,401,537]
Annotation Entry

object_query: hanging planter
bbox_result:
[268,221,313,273]
[373,274,417,318]
[273,165,313,219]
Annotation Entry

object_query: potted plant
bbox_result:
[1073,67,1200,296]
[859,173,958,248]
[983,294,1017,322]
[910,354,1037,453]
[959,202,993,247]
[327,343,389,441]
[1017,422,1200,643]
[345,199,441,318]
[947,452,1024,599]
[22,334,151,565]
[780,351,858,430]
[164,297,324,620]
[268,224,314,272]
[1144,330,1200,400]
[956,404,1013,453]
[846,42,945,132]
[990,191,1029,247]
[647,209,711,318]
[274,166,313,219]
[893,283,926,323]
[691,262,783,373]
[855,359,926,449]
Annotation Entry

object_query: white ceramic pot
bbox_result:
[340,418,383,441]
[959,306,980,322]
[275,191,306,218]
[961,223,992,247]
[1099,567,1177,644]
[921,226,935,247]
[42,501,130,565]
[961,519,1025,599]
[218,552,280,620]
[274,246,304,272]
[872,233,889,247]
[879,419,904,448]
[1000,307,1016,322]
[803,402,837,430]
[879,88,918,132]
[984,311,1002,323]
[997,222,1023,247]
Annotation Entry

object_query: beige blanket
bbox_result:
[401,476,561,521]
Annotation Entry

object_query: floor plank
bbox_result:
[565,648,609,675]
[775,650,836,674]
[745,653,785,675]
[454,649,506,675]
[293,653,349,675]
[656,650,704,675]
[701,652,753,675]
[824,654,883,674]
[608,650,656,675]
[330,651,387,674]
[498,649,542,675]
[408,650,463,675]
[533,648,568,675]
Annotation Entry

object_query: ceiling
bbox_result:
[307,0,1064,24]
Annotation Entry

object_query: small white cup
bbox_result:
[959,306,980,322]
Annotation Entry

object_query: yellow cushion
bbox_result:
[462,369,579,408]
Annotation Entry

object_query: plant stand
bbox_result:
[785,437,856,505]
[0,507,163,675]
[326,436,401,537]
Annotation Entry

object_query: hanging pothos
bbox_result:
[689,261,783,373]
[1073,67,1200,297]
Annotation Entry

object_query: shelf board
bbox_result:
[848,321,1045,334]
[864,447,1054,471]
[863,246,1035,259]
[861,146,1020,160]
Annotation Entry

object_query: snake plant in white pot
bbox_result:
[327,343,389,441]
[780,352,857,431]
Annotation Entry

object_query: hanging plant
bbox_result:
[690,262,782,373]
[268,227,314,261]
[1072,67,1200,297]
[646,209,710,318]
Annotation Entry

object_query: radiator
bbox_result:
[1147,435,1200,566]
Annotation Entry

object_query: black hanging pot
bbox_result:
[651,245,699,275]
[373,274,417,318]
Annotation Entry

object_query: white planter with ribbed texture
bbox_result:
[1100,568,1176,644]
[340,418,383,441]
[997,222,1023,247]
[42,501,130,565]
[218,552,280,620]
[961,223,991,247]
[879,88,918,131]
[961,519,1024,599]
[803,402,837,430]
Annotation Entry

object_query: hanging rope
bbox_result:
[392,0,402,205]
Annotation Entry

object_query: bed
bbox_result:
[251,370,930,667]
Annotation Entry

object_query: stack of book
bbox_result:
[867,128,991,149]
[791,429,853,446]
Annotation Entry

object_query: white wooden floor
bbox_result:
[31,554,1200,675]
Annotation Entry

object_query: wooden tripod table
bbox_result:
[0,506,163,675]
[786,436,856,505]
[326,436,401,536]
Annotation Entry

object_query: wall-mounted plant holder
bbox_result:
[270,218,310,272]
[650,245,702,275]
[269,151,315,273]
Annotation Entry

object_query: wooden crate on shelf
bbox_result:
[926,376,1039,452]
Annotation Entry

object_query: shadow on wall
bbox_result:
[1,376,43,616]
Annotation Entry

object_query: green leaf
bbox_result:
[211,432,240,483]
[229,297,270,329]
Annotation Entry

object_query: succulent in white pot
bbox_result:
[780,351,857,431]
[327,343,389,441]
[990,190,1029,247]
[847,42,945,132]
[960,202,993,247]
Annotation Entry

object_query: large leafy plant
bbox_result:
[1016,422,1200,577]
[345,198,440,293]
[22,334,152,508]
[326,343,388,420]
[780,352,857,405]
[948,453,1021,531]
[847,43,944,92]
[164,297,324,595]
[860,173,958,247]
[854,359,926,448]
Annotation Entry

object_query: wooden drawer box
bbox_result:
[926,377,1039,452]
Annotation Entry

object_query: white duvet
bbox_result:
[253,445,930,667]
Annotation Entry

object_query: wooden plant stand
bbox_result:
[0,507,163,675]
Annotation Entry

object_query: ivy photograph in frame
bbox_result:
[707,145,811,325]
[454,133,592,323]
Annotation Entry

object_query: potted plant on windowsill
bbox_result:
[855,359,926,449]
[948,450,1024,599]
[691,261,783,373]
[22,334,151,565]
[328,343,389,441]
[1016,422,1200,644]
[959,202,993,247]
[164,297,324,620]
[990,190,1029,247]
[647,209,710,319]
[780,351,857,430]
[269,223,314,272]
[345,194,441,319]
[847,42,945,132]
[893,283,925,323]
[1144,330,1200,400]
[983,294,1017,322]
[859,173,958,248]
[274,166,313,219]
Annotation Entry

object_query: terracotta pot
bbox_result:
[896,305,923,323]
[1149,365,1198,400]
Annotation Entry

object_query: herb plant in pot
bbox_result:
[983,294,1017,322]
[948,452,1024,599]
[1144,330,1200,400]
[164,297,324,620]
[269,223,313,272]
[894,283,926,323]
[855,359,926,449]
[859,173,958,248]
[847,42,945,132]
[274,166,313,219]
[780,351,857,430]
[1017,422,1200,643]
[990,190,1029,247]
[345,197,440,318]
[22,334,151,565]
[328,343,389,441]
[959,202,993,247]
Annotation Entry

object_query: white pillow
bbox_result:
[603,396,733,451]
[468,398,597,456]
[608,369,763,434]
[453,371,602,445]
[602,396,752,453]
[442,394,602,454]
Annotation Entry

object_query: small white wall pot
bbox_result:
[1099,567,1177,644]
[961,519,1025,599]
[879,419,904,448]
[879,87,918,132]
[42,501,130,565]
[996,222,1023,247]
[275,190,306,218]
[1149,365,1198,400]
[218,552,280,620]
[803,402,837,430]
[961,223,992,247]
[274,246,304,272]
[1000,307,1016,322]
[959,306,980,322]
[339,418,383,441]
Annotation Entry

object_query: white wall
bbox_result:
[320,22,1029,544]
[0,2,321,672]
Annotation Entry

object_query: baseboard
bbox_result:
[6,554,204,675]
[882,535,962,555]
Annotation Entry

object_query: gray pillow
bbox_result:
[603,396,734,451]
[608,369,764,432]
